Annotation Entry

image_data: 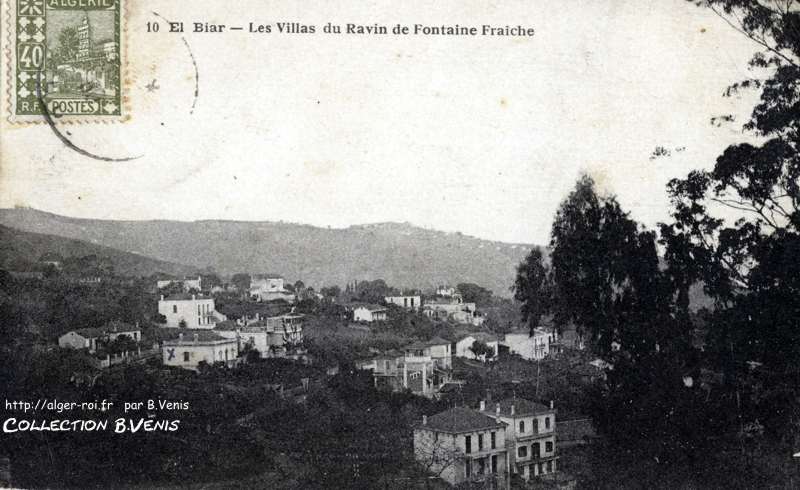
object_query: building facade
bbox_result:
[353,305,388,322]
[480,398,558,481]
[58,322,141,353]
[161,330,239,370]
[503,328,556,361]
[158,294,226,329]
[414,406,508,487]
[384,294,422,310]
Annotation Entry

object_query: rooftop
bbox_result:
[160,293,211,301]
[72,321,139,339]
[162,330,233,345]
[481,398,554,418]
[417,406,506,434]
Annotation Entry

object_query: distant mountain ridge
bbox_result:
[0,224,198,277]
[0,208,539,295]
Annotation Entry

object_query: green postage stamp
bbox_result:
[8,0,125,122]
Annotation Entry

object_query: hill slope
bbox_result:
[0,208,539,294]
[0,224,198,277]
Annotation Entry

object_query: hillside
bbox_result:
[0,224,198,278]
[0,208,538,295]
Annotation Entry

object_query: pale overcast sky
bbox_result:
[1,0,760,244]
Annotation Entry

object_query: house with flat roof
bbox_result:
[158,294,226,329]
[161,330,238,370]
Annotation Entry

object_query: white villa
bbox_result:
[158,294,227,329]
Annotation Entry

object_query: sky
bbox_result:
[1,0,761,244]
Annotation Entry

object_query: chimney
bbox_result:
[511,404,515,416]
[422,415,427,425]
[495,403,500,415]
[480,400,486,411]
[192,294,196,300]
[160,294,164,300]
[550,400,554,410]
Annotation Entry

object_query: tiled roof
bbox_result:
[482,398,553,418]
[72,321,139,339]
[418,406,506,433]
[427,336,451,346]
[214,320,238,331]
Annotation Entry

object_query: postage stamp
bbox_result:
[7,0,125,122]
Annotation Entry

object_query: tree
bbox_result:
[231,273,251,292]
[664,0,800,438]
[54,26,79,64]
[512,248,552,335]
[516,176,703,463]
[455,283,493,306]
[469,340,495,362]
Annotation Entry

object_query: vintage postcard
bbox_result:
[0,0,798,488]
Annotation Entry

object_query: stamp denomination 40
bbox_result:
[9,0,124,121]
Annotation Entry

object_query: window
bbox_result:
[533,442,540,458]
[545,417,551,429]
[491,455,498,474]
[519,420,525,433]
[183,352,190,362]
[173,305,177,314]
[465,435,472,454]
[478,434,484,451]
[465,459,472,477]
[477,458,485,475]
[538,463,544,475]
[491,431,496,449]
[545,441,553,453]
[518,446,527,458]
[546,460,553,472]
[533,418,539,433]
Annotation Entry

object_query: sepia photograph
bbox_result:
[1,0,799,488]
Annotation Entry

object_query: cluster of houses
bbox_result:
[155,292,306,370]
[356,328,559,398]
[351,288,484,327]
[413,398,559,487]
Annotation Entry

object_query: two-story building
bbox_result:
[216,313,305,358]
[161,330,239,370]
[414,406,509,487]
[158,294,227,329]
[479,398,558,480]
[359,338,452,396]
